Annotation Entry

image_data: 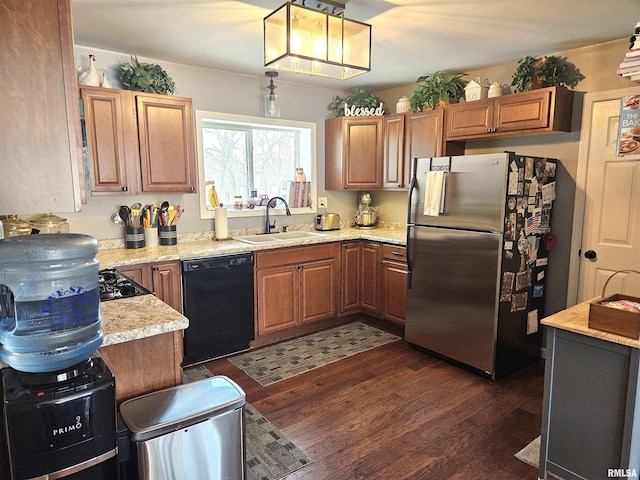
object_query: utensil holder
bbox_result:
[159,225,177,246]
[124,227,145,249]
[144,227,159,248]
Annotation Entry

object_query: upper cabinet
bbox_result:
[81,86,197,195]
[325,117,384,190]
[444,86,574,141]
[0,0,84,214]
[326,111,464,191]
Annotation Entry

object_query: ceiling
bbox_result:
[72,0,640,91]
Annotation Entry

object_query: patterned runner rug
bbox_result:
[514,435,540,469]
[183,365,311,480]
[228,321,401,386]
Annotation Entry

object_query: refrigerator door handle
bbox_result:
[407,157,418,225]
[406,223,414,289]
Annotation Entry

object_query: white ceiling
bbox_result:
[72,0,640,91]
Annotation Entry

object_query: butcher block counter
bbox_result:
[539,299,640,480]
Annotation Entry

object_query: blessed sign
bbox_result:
[344,102,385,117]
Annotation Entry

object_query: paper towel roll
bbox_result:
[215,207,228,239]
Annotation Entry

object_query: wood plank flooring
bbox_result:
[203,317,543,480]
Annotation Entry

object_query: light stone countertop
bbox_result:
[97,227,407,269]
[100,294,188,347]
[541,299,640,349]
[97,226,406,347]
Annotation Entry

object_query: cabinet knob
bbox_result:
[122,186,128,192]
[190,186,195,192]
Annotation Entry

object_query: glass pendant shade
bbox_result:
[264,2,371,80]
[264,92,280,117]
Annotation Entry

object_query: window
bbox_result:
[196,111,316,219]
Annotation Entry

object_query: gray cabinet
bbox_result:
[540,327,640,480]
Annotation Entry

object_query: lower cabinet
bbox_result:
[117,260,182,313]
[339,241,381,316]
[339,241,407,323]
[255,244,339,335]
[380,245,408,324]
[99,330,184,404]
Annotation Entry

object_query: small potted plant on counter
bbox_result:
[409,71,468,112]
[511,55,583,92]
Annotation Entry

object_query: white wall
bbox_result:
[71,45,358,239]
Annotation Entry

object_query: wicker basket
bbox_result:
[588,270,640,339]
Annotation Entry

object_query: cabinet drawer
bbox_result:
[381,245,407,262]
[256,243,339,269]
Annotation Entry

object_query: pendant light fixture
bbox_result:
[264,0,371,80]
[264,71,281,117]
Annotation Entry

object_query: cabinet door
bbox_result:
[383,113,406,189]
[343,117,383,190]
[0,0,84,215]
[299,259,337,324]
[340,242,361,315]
[81,87,138,193]
[136,94,197,193]
[151,261,182,313]
[445,99,494,139]
[404,109,446,188]
[256,265,299,335]
[493,88,551,133]
[117,264,152,291]
[360,242,381,315]
[381,260,408,324]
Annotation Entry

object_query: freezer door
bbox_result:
[405,225,502,375]
[409,153,509,232]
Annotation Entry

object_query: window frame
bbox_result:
[195,110,317,220]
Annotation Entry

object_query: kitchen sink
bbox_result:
[233,231,327,245]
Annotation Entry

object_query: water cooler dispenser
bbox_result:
[0,234,117,479]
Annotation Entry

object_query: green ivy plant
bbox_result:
[409,72,468,112]
[328,87,385,117]
[511,55,583,92]
[120,56,176,95]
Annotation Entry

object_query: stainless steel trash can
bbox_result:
[119,375,246,480]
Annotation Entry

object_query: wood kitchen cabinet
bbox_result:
[99,330,183,404]
[339,241,382,316]
[255,244,339,335]
[117,261,182,312]
[345,109,462,191]
[360,242,381,315]
[444,86,573,141]
[81,86,196,194]
[380,245,408,324]
[1,0,85,214]
[325,117,384,190]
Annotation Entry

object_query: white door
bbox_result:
[574,90,640,302]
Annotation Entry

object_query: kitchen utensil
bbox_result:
[170,207,184,226]
[119,206,131,227]
[159,201,170,226]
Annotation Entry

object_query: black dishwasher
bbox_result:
[181,253,255,367]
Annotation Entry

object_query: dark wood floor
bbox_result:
[203,317,544,480]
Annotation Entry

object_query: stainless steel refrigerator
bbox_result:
[405,152,557,379]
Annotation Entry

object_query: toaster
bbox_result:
[315,213,341,231]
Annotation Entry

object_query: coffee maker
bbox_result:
[354,192,378,229]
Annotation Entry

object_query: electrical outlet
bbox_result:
[318,197,328,209]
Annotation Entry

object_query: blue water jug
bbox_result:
[0,234,103,372]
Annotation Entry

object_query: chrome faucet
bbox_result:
[265,196,291,234]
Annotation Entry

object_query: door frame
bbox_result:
[567,86,640,306]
